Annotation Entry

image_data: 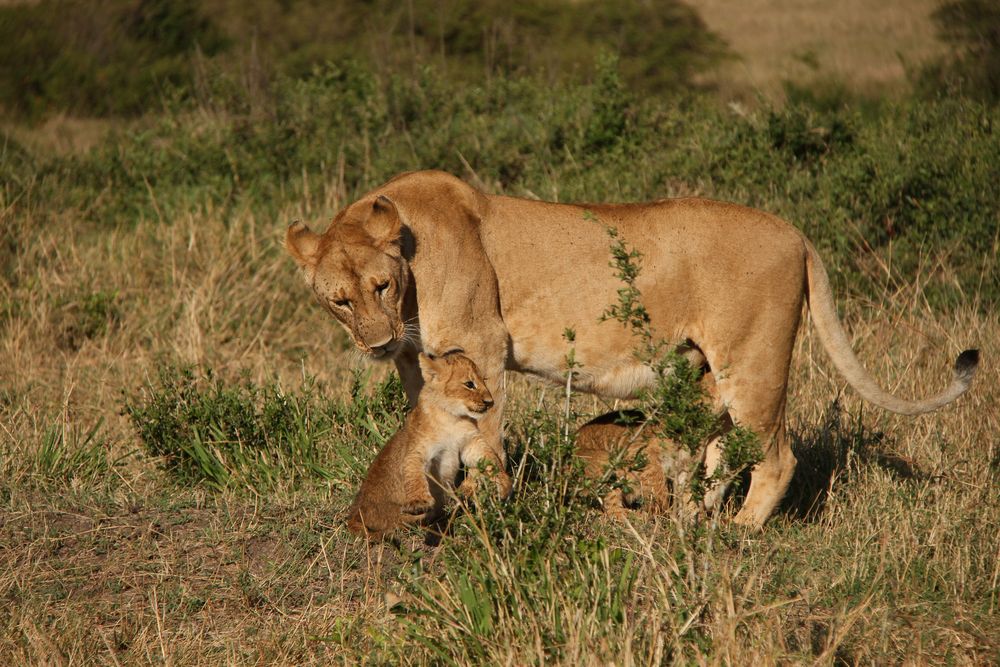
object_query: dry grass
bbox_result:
[692,0,948,101]
[1,179,997,663]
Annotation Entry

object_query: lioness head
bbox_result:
[418,353,494,420]
[285,195,411,359]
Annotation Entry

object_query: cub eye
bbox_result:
[375,281,390,297]
[463,380,476,390]
[333,298,352,310]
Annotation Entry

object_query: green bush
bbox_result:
[6,59,997,307]
[124,364,406,492]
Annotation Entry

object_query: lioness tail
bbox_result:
[803,239,978,415]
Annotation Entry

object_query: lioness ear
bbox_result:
[285,221,321,269]
[418,353,438,380]
[366,195,402,252]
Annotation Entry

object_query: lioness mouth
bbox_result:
[368,340,399,358]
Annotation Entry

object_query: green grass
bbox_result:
[124,364,407,493]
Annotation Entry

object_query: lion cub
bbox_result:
[346,353,494,538]
[575,410,691,518]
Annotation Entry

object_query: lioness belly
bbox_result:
[508,337,657,399]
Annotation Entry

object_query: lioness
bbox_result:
[346,352,498,538]
[288,170,978,527]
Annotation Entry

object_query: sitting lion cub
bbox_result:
[576,410,692,518]
[346,353,495,538]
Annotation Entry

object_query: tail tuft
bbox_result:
[954,349,980,384]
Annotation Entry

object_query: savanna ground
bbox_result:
[2,1,999,664]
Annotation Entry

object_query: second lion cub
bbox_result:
[576,410,692,518]
[347,353,496,538]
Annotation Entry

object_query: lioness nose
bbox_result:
[483,398,494,408]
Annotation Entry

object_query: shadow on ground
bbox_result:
[778,401,928,522]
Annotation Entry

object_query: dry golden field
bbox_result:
[693,0,947,100]
[2,1,998,663]
[2,173,997,663]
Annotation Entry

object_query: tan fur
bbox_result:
[576,411,689,517]
[346,353,495,538]
[288,170,979,528]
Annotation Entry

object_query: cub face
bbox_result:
[418,353,494,419]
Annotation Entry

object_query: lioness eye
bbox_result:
[463,380,476,389]
[375,281,390,297]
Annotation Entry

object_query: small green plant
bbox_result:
[125,365,327,491]
[32,418,113,485]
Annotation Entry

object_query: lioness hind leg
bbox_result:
[733,421,796,528]
[704,337,798,528]
[716,386,796,528]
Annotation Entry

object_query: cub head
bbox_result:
[285,195,411,359]
[418,353,494,420]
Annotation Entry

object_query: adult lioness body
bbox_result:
[286,170,978,527]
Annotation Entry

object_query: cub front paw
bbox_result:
[401,499,435,517]
[494,470,513,499]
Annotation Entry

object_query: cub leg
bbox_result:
[401,450,435,516]
[456,342,513,499]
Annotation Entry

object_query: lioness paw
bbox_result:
[457,467,513,499]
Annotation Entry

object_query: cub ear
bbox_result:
[285,221,321,269]
[418,353,439,380]
[365,195,402,253]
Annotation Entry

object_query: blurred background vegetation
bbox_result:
[1,0,998,308]
[0,0,726,119]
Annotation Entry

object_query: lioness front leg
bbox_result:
[458,412,513,499]
[394,346,424,408]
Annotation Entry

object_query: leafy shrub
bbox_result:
[7,58,997,307]
[124,364,406,492]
